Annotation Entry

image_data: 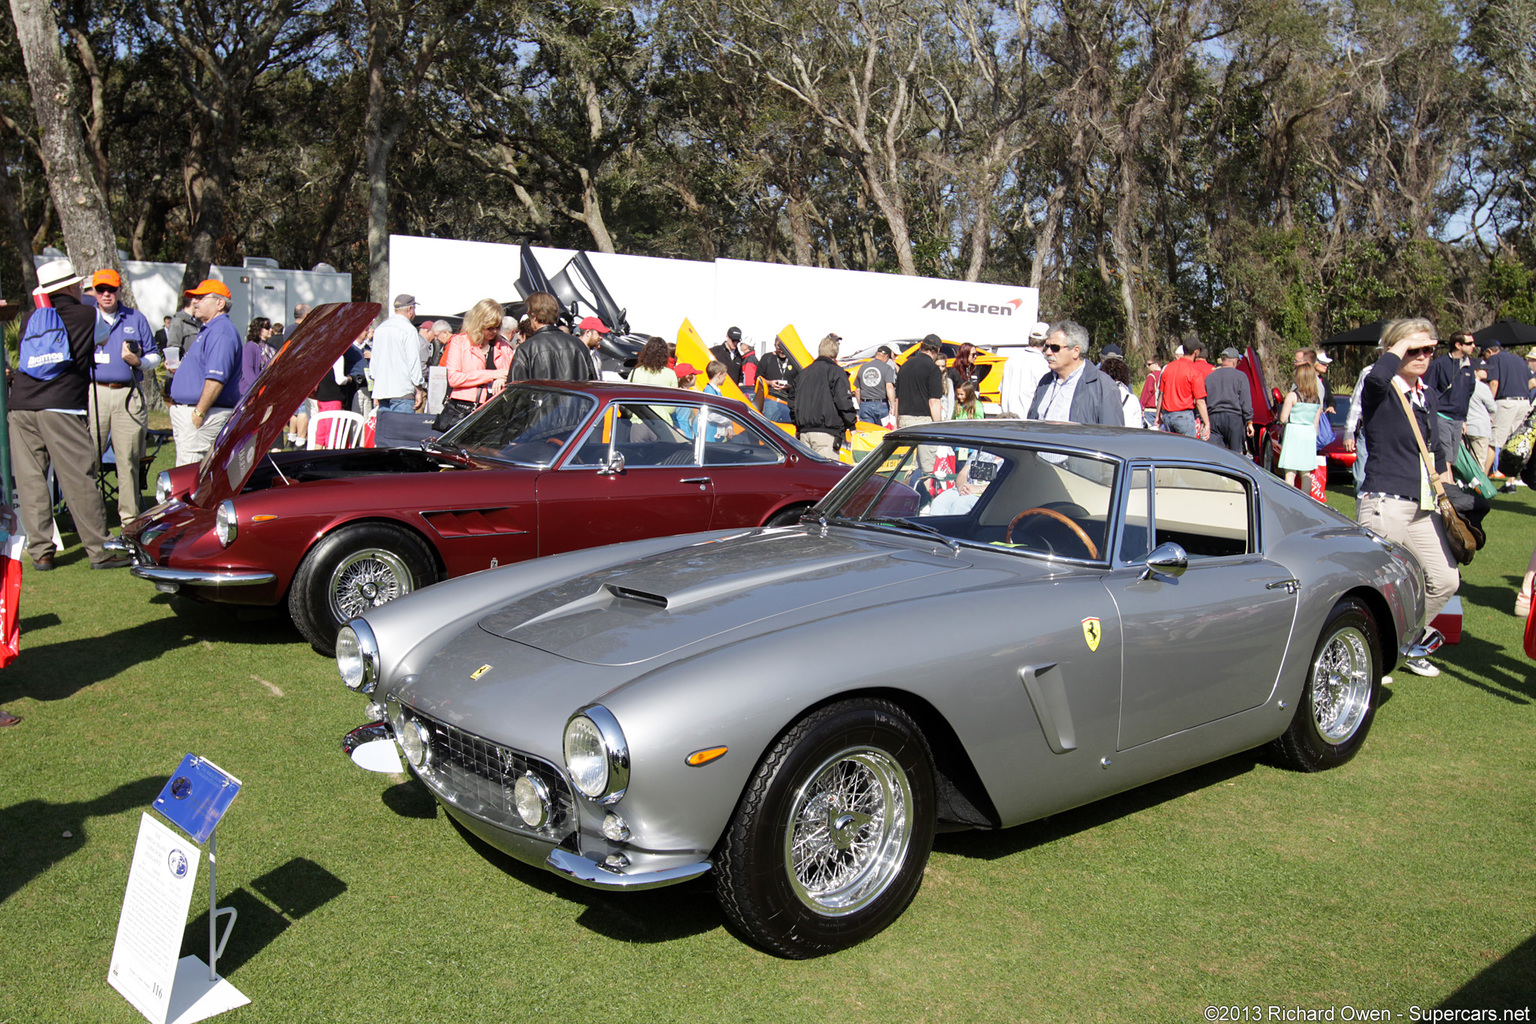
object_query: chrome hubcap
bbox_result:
[329,548,413,621]
[784,747,911,916]
[1311,625,1372,743]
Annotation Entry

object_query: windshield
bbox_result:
[822,439,1119,562]
[441,386,597,465]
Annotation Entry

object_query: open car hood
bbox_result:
[190,302,380,508]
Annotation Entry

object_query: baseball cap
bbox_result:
[1101,343,1123,357]
[185,278,232,299]
[1029,321,1050,341]
[578,316,611,334]
[727,326,742,342]
[673,362,700,377]
[1315,350,1333,365]
[393,293,417,309]
[1220,347,1241,360]
[92,268,121,289]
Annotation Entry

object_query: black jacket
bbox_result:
[793,356,856,434]
[510,327,596,383]
[710,343,744,384]
[1360,352,1444,499]
[758,351,799,403]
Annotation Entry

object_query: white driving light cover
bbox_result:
[399,718,431,768]
[335,621,380,694]
[215,500,237,547]
[562,706,629,803]
[513,773,551,828]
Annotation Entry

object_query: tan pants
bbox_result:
[897,414,935,474]
[169,405,234,467]
[8,409,114,564]
[88,382,149,521]
[1357,493,1459,621]
[799,430,839,459]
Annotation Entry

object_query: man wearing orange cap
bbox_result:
[86,269,160,522]
[167,278,243,466]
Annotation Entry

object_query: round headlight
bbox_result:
[215,500,237,547]
[562,706,630,803]
[513,773,551,828]
[399,718,431,768]
[335,621,380,694]
[155,471,173,505]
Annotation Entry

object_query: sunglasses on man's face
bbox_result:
[94,285,118,294]
[1044,343,1063,353]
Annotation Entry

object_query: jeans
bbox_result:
[858,401,889,423]
[763,398,792,423]
[1163,410,1198,437]
[380,396,415,413]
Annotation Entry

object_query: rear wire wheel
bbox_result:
[1271,597,1381,771]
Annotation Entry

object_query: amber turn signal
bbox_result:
[685,746,728,767]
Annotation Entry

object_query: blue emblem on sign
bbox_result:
[167,849,189,879]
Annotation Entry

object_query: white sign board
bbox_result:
[109,814,201,1022]
[388,235,1039,361]
[108,814,249,1024]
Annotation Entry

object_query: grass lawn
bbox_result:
[1,464,1532,1023]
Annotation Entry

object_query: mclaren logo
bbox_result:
[1082,617,1102,652]
[921,297,1023,316]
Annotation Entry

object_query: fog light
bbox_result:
[513,773,551,828]
[602,853,630,872]
[399,718,431,768]
[601,813,630,842]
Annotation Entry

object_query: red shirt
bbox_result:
[1159,358,1212,412]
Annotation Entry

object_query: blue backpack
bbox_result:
[18,306,72,381]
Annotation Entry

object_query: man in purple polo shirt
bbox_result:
[168,278,243,466]
[86,268,161,522]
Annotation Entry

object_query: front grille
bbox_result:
[407,708,575,841]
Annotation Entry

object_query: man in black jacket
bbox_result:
[711,327,745,385]
[792,334,856,458]
[7,259,128,570]
[509,292,596,383]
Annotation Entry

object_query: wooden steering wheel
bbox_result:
[1005,507,1099,559]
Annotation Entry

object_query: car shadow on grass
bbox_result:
[0,598,302,705]
[1437,928,1536,1011]
[935,750,1265,862]
[0,776,164,905]
[445,813,723,946]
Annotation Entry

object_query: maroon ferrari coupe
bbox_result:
[120,304,850,654]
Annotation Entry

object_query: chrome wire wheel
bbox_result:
[328,548,414,621]
[783,746,913,916]
[1310,624,1372,743]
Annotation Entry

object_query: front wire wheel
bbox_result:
[715,698,936,958]
[1271,597,1381,771]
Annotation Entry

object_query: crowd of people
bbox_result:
[5,266,1533,724]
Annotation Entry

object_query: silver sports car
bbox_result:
[339,420,1440,958]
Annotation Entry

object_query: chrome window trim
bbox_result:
[1111,458,1261,570]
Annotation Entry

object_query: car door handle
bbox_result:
[1266,579,1301,594]
[680,477,711,485]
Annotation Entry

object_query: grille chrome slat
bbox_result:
[407,710,575,841]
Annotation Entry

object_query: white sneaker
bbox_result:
[1403,657,1440,677]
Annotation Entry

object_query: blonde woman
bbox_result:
[434,298,513,431]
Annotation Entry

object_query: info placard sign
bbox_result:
[109,813,201,1022]
[154,754,241,845]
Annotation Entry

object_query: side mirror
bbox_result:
[1139,541,1188,581]
[597,450,626,476]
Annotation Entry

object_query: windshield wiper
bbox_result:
[420,437,471,461]
[841,515,961,555]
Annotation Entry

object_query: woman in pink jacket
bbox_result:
[443,298,514,408]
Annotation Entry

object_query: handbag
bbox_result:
[1315,407,1336,448]
[1453,438,1498,499]
[1397,388,1478,565]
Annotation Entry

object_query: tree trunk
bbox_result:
[364,10,394,309]
[10,0,123,296]
[0,170,39,294]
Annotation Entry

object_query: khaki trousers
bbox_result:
[169,405,233,467]
[88,382,149,521]
[8,409,113,564]
[1357,493,1459,622]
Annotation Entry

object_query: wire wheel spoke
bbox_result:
[1311,626,1372,742]
[330,549,412,620]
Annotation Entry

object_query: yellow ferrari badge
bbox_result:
[1081,618,1102,652]
[470,664,492,680]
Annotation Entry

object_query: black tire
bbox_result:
[1270,597,1381,772]
[287,522,438,656]
[714,698,936,958]
[764,505,812,527]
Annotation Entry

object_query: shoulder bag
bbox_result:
[1397,387,1479,565]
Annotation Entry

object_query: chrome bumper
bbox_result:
[1401,627,1444,660]
[129,565,277,592]
[546,848,713,891]
[104,537,130,553]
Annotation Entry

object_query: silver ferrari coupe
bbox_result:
[338,420,1439,957]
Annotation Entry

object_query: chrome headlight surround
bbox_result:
[398,716,432,768]
[336,620,381,694]
[155,470,173,505]
[562,705,629,804]
[214,499,237,547]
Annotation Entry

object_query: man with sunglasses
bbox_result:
[1482,338,1534,478]
[1424,332,1477,475]
[1026,320,1122,426]
[86,269,161,524]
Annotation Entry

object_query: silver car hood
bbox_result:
[478,528,965,666]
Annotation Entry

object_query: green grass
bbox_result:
[1,474,1533,1023]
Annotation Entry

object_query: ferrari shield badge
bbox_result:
[470,664,492,680]
[1081,617,1102,652]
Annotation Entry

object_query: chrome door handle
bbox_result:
[680,477,711,485]
[1266,579,1301,594]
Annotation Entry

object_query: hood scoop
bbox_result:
[479,530,961,666]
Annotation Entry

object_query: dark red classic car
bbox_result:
[121,304,849,654]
